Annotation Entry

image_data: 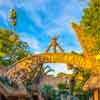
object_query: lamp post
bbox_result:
[10,8,16,27]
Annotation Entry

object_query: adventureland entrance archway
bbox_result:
[7,37,92,79]
[6,23,99,100]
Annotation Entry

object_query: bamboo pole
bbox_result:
[93,88,99,100]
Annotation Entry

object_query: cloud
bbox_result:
[44,63,73,76]
[34,51,41,54]
[0,0,87,53]
[43,15,72,37]
[0,0,13,7]
[19,33,41,51]
[0,0,3,4]
[29,38,40,50]
[0,0,86,29]
[0,11,8,22]
[29,0,85,37]
[0,0,88,74]
[0,0,16,26]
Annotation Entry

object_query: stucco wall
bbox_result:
[39,75,67,90]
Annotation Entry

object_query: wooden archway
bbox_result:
[3,22,99,100]
[6,37,92,83]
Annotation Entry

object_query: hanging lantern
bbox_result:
[10,19,16,26]
[10,9,16,27]
[10,9,16,19]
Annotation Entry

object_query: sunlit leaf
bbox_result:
[0,52,6,57]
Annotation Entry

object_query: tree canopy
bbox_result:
[81,0,100,50]
[69,67,91,95]
[0,28,31,66]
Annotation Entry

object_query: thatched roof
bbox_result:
[0,66,8,76]
[0,81,29,98]
[83,71,100,91]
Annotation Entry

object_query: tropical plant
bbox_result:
[57,72,66,78]
[42,65,55,75]
[34,65,55,83]
[57,83,67,100]
[69,67,91,95]
[0,28,31,66]
[81,0,100,51]
[24,65,55,99]
[58,83,66,93]
[40,84,56,100]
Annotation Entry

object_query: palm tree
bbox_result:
[57,83,67,100]
[69,67,91,99]
[34,65,55,83]
[39,84,56,100]
[41,65,55,75]
[25,64,55,99]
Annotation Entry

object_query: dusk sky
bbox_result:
[0,0,88,75]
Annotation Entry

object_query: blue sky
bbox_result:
[0,0,88,75]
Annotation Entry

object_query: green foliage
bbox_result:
[71,51,78,54]
[42,65,55,75]
[25,79,33,94]
[69,67,91,95]
[81,0,100,50]
[58,83,66,90]
[0,28,31,66]
[57,83,66,94]
[74,80,84,94]
[40,84,56,100]
[0,76,18,89]
[81,0,100,37]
